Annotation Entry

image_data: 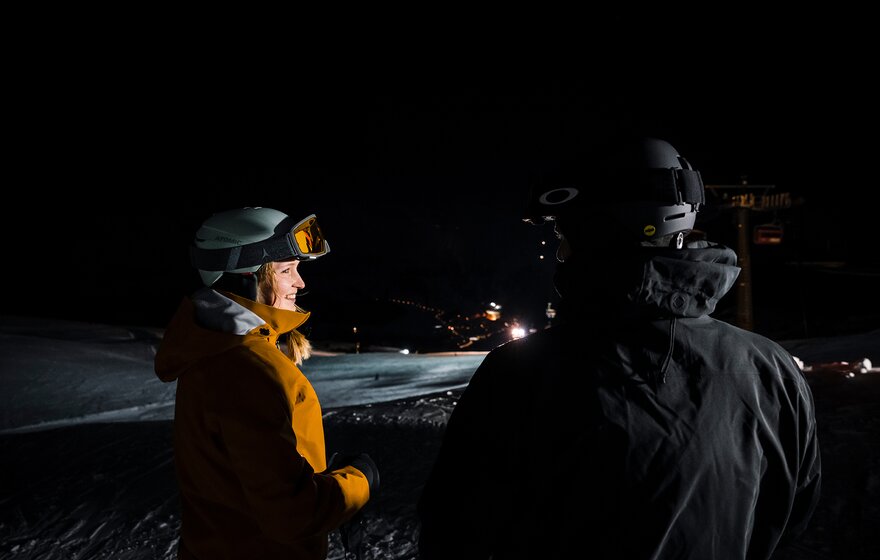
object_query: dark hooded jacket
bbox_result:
[418,242,821,559]
[155,288,370,560]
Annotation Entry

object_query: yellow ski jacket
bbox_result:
[156,288,369,559]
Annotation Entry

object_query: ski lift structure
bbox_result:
[753,191,791,245]
[754,222,784,245]
[704,181,800,331]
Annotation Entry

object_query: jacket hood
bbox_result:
[555,241,741,319]
[154,288,310,382]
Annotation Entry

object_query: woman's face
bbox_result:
[267,260,305,311]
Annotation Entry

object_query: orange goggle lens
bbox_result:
[291,215,329,258]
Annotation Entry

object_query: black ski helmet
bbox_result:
[523,136,705,247]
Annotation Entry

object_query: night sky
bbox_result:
[6,57,876,348]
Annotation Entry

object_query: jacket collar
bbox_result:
[191,287,310,336]
[556,241,741,319]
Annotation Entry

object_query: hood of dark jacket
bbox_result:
[554,241,741,319]
[154,288,309,382]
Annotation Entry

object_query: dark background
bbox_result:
[5,33,877,350]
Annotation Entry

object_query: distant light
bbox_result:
[539,255,545,260]
[541,240,546,245]
[399,348,410,354]
[511,327,526,339]
[490,301,497,308]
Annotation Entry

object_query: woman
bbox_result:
[155,207,377,560]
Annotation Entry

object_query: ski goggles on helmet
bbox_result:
[522,167,704,224]
[191,214,331,272]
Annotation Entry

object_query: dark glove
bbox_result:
[326,452,379,559]
[340,508,367,558]
[327,452,380,495]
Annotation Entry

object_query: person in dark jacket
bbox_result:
[156,207,378,560]
[417,137,821,559]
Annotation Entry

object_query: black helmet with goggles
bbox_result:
[523,137,705,248]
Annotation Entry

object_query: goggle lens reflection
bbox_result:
[292,216,328,257]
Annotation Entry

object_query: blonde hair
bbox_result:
[256,263,312,365]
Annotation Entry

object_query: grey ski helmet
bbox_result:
[191,207,330,288]
[523,137,705,246]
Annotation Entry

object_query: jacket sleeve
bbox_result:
[418,353,498,560]
[212,354,370,545]
[777,361,822,548]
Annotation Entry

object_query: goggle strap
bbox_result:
[522,167,705,223]
[636,169,705,205]
[676,169,705,205]
[190,236,298,271]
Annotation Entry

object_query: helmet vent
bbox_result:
[664,213,687,222]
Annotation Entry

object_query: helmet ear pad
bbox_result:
[211,272,259,301]
[198,263,261,288]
